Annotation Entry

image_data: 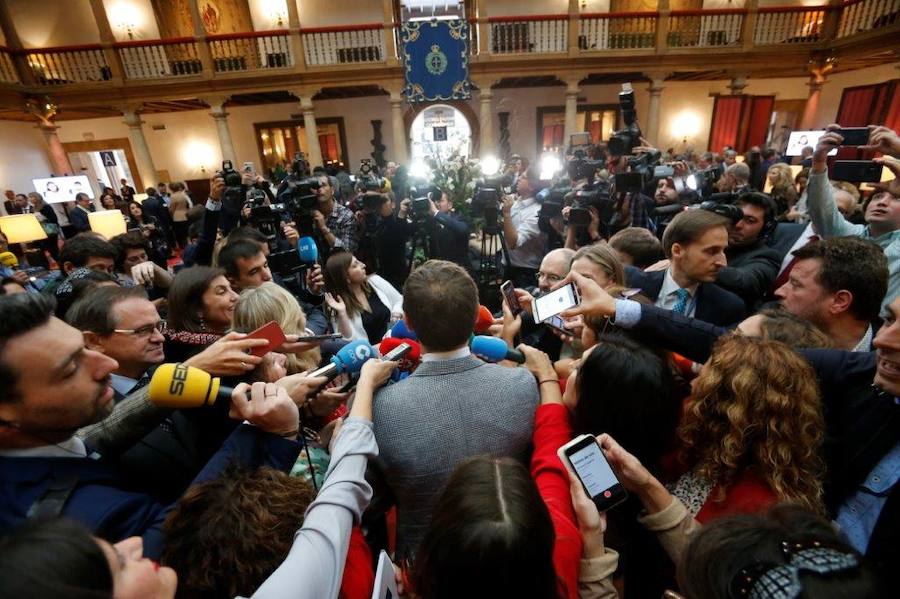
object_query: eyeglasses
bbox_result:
[535,271,564,284]
[113,321,165,338]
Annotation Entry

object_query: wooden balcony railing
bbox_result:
[754,5,828,45]
[115,37,201,80]
[21,44,110,85]
[837,0,900,37]
[580,12,658,50]
[301,23,385,67]
[208,30,293,72]
[486,15,568,54]
[1,4,897,89]
[667,9,745,48]
[0,46,19,83]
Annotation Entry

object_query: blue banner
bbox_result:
[401,19,470,103]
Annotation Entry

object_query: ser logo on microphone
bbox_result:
[169,363,189,395]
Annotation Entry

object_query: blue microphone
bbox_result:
[390,319,417,340]
[309,339,375,384]
[298,236,318,265]
[470,335,525,364]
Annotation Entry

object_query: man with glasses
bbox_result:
[533,248,575,295]
[518,248,575,361]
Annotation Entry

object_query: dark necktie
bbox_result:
[772,234,820,292]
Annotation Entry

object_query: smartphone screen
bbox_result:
[245,320,287,357]
[533,283,579,323]
[544,314,569,335]
[500,280,522,316]
[294,333,343,342]
[565,437,627,511]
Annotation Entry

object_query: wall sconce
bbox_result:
[671,111,701,144]
[264,0,288,27]
[88,210,127,240]
[110,2,141,40]
[184,141,216,176]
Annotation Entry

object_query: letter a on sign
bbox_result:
[100,151,117,167]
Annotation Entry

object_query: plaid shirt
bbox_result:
[629,192,657,233]
[326,201,359,253]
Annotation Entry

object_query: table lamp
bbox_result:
[89,210,127,239]
[0,214,47,244]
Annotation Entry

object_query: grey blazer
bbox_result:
[372,355,540,557]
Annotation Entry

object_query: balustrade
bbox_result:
[754,6,828,44]
[116,38,201,80]
[580,12,658,50]
[486,15,568,54]
[22,45,109,85]
[301,24,385,67]
[667,9,745,47]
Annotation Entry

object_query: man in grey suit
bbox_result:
[372,260,540,559]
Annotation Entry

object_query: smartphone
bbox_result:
[294,333,343,342]
[242,161,255,173]
[245,320,287,357]
[558,434,628,511]
[382,342,412,362]
[544,314,569,336]
[837,127,869,147]
[832,160,884,183]
[533,282,580,323]
[500,280,522,316]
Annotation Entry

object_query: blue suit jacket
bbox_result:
[625,266,746,327]
[69,206,91,232]
[0,425,300,559]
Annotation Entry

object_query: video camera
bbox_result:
[608,84,641,157]
[271,152,321,237]
[569,180,615,226]
[218,160,245,213]
[355,159,384,193]
[470,170,514,228]
[689,193,743,224]
[614,149,662,194]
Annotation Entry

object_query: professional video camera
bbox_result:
[690,193,743,224]
[218,160,245,213]
[569,180,616,226]
[608,84,641,157]
[614,149,662,194]
[355,159,384,193]
[272,152,321,237]
[408,185,432,222]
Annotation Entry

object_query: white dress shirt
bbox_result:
[655,269,699,317]
[507,196,546,269]
[778,222,818,276]
[421,346,471,363]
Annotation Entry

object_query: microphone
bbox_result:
[309,339,375,384]
[0,251,19,268]
[298,236,318,265]
[470,335,525,364]
[389,319,417,340]
[474,305,495,334]
[378,337,422,372]
[149,363,233,408]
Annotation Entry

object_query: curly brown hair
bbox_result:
[162,465,316,598]
[679,336,825,513]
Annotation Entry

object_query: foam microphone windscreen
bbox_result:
[390,319,417,340]
[379,337,422,371]
[310,339,376,382]
[0,251,19,268]
[474,305,495,334]
[298,236,318,264]
[470,335,526,364]
[149,363,232,408]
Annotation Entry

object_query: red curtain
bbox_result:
[708,96,743,153]
[319,134,338,162]
[745,96,775,149]
[542,125,565,149]
[835,80,898,158]
[836,86,878,127]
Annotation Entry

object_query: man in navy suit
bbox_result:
[625,209,745,326]
[68,192,93,233]
[0,293,312,559]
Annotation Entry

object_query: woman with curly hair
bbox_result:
[675,334,825,518]
[766,162,798,218]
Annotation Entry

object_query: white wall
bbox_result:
[7,0,101,48]
[0,121,55,196]
[102,0,162,41]
[486,0,569,16]
[298,0,383,27]
[249,0,290,31]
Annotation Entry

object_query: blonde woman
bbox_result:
[232,282,321,373]
[766,163,798,218]
[168,181,192,249]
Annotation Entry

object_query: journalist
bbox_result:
[502,174,547,287]
[428,188,471,271]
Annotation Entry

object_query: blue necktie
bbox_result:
[672,288,691,315]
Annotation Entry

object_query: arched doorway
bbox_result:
[407,102,478,162]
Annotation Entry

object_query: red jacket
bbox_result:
[531,403,583,599]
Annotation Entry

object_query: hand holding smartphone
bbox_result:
[533,282,580,323]
[500,280,523,316]
[558,434,628,511]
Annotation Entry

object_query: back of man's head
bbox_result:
[726,162,750,184]
[60,234,116,270]
[661,210,730,258]
[66,285,148,333]
[226,226,268,248]
[791,237,888,322]
[0,293,55,404]
[217,239,264,279]
[403,260,477,352]
[609,227,665,268]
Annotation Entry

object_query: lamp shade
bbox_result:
[89,209,127,239]
[0,214,47,243]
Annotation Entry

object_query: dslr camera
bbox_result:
[218,160,245,213]
[356,159,384,193]
[608,84,641,157]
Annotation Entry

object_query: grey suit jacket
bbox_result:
[372,355,540,558]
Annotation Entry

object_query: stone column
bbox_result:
[479,86,494,157]
[646,77,665,147]
[122,109,157,189]
[563,78,581,142]
[205,96,236,164]
[388,90,408,164]
[799,76,826,130]
[298,95,323,169]
[38,123,73,175]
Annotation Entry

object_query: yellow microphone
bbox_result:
[148,363,232,408]
[0,251,19,268]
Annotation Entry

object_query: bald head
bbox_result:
[538,248,575,293]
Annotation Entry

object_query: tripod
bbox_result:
[476,211,509,312]
[407,217,431,275]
